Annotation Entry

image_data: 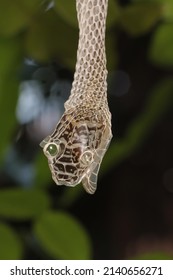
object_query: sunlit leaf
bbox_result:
[0,189,50,220]
[25,10,78,69]
[161,0,173,20]
[119,3,162,36]
[0,222,23,259]
[149,23,173,66]
[0,37,22,162]
[34,211,92,259]
[54,0,117,29]
[0,0,41,36]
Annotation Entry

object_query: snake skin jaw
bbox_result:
[40,0,112,194]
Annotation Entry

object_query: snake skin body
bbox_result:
[40,0,112,194]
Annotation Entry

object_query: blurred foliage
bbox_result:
[54,0,118,28]
[149,23,173,66]
[0,0,41,36]
[102,78,173,174]
[34,211,92,259]
[0,189,50,219]
[0,38,22,161]
[134,251,173,260]
[0,0,173,260]
[119,3,162,36]
[0,222,23,259]
[35,151,52,188]
[25,10,79,67]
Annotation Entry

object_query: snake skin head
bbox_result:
[40,107,112,194]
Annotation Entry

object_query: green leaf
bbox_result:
[149,23,173,66]
[0,0,41,36]
[25,10,78,69]
[54,0,77,28]
[161,0,173,21]
[0,189,50,220]
[0,222,23,259]
[34,211,92,259]
[54,0,117,29]
[132,0,173,21]
[0,37,22,162]
[119,3,162,36]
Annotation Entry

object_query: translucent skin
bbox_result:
[40,0,112,194]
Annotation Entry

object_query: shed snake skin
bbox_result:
[40,0,112,194]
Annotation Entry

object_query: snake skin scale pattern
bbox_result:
[40,0,112,194]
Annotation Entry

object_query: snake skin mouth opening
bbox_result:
[52,172,82,187]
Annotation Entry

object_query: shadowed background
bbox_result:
[0,0,173,260]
